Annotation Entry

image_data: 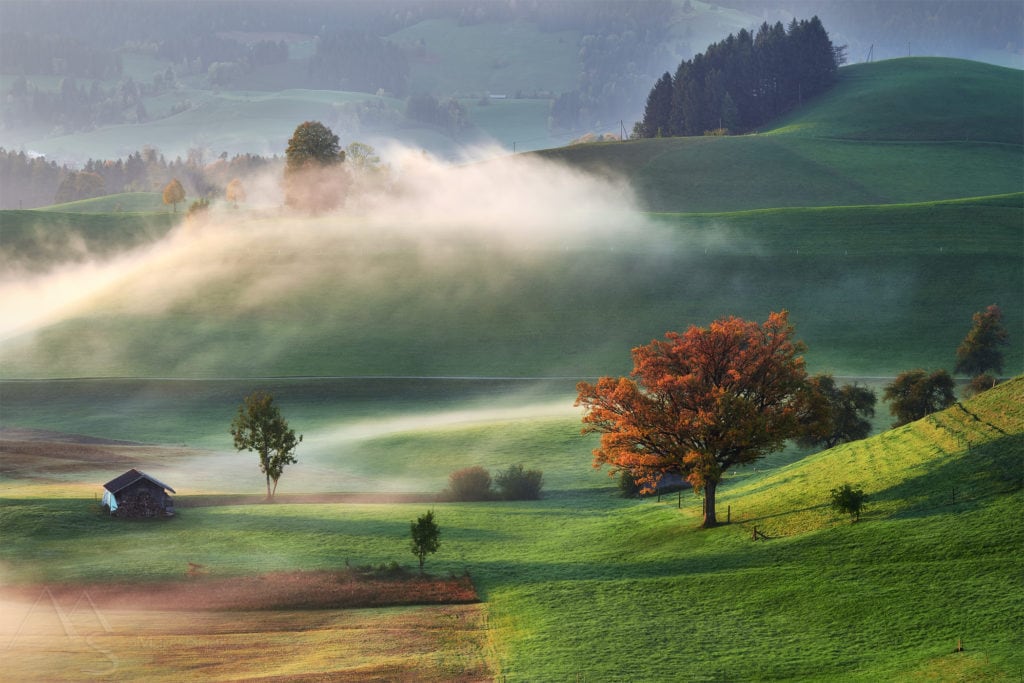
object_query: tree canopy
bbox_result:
[577,311,815,527]
[410,510,440,573]
[285,120,344,172]
[798,375,877,450]
[829,483,868,522]
[230,390,302,499]
[283,120,347,211]
[883,370,956,427]
[636,16,840,138]
[955,304,1009,382]
[161,178,185,212]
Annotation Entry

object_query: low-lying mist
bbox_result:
[0,145,701,378]
[1,146,659,334]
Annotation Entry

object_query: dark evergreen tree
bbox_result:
[639,72,673,137]
[637,16,839,139]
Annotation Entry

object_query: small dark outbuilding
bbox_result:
[102,469,176,518]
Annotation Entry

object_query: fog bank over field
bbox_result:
[0,146,667,342]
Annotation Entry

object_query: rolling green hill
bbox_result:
[2,373,1020,679]
[0,208,177,272]
[2,193,1020,379]
[2,58,1021,381]
[540,58,1023,212]
[769,58,1024,144]
[38,192,168,214]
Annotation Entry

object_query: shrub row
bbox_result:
[445,464,543,502]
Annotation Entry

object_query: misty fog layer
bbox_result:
[3,147,1020,380]
[0,149,674,376]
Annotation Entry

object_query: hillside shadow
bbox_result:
[869,432,1023,519]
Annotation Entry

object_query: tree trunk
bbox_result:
[702,480,718,528]
[266,474,272,500]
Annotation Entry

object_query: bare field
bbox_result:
[1,597,492,681]
[0,569,479,612]
[0,428,197,481]
[0,429,493,681]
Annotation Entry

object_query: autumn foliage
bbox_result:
[576,311,815,527]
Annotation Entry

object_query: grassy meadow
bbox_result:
[1,192,1020,379]
[1,56,1022,680]
[2,378,1021,680]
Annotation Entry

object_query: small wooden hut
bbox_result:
[102,469,176,518]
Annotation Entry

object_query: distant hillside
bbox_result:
[2,194,1019,378]
[540,58,1023,212]
[39,192,167,214]
[769,58,1024,144]
[0,209,176,272]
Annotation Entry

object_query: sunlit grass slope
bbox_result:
[541,58,1023,212]
[1,378,1020,680]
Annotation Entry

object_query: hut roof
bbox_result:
[103,468,176,494]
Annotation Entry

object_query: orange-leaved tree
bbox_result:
[576,311,817,528]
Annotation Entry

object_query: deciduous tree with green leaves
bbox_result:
[829,483,867,522]
[883,370,956,427]
[230,391,302,500]
[798,375,877,449]
[955,304,1009,393]
[410,510,440,573]
[283,120,347,211]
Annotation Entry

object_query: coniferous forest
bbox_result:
[635,16,842,138]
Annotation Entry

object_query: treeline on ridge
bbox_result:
[0,147,276,209]
[635,16,842,138]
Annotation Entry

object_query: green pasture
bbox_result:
[769,58,1024,144]
[2,378,1021,680]
[540,57,1023,212]
[541,135,1022,212]
[2,194,1020,379]
[0,208,176,270]
[38,192,168,214]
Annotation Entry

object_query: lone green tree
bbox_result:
[577,311,818,528]
[955,304,1009,393]
[230,391,302,500]
[829,483,867,522]
[883,370,956,427]
[410,510,440,573]
[798,375,877,449]
[283,120,347,211]
[162,178,186,212]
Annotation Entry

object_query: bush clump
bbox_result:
[495,464,544,500]
[445,466,493,501]
[618,470,641,498]
[829,483,868,522]
[444,464,545,501]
